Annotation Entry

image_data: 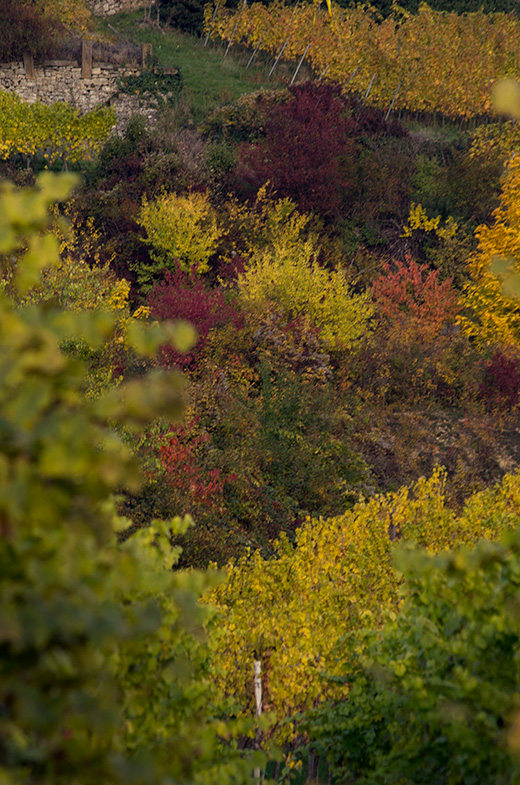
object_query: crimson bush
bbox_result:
[231,82,412,226]
[233,82,356,219]
[147,267,242,369]
[480,349,520,412]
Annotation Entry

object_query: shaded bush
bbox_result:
[159,0,206,35]
[480,349,520,413]
[75,116,212,294]
[0,0,60,62]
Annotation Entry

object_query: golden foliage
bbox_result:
[205,468,520,743]
[137,191,223,279]
[33,0,93,34]
[206,2,520,118]
[470,121,520,162]
[402,202,458,243]
[236,195,373,350]
[458,157,520,348]
[0,92,115,164]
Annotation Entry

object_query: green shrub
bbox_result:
[303,528,520,784]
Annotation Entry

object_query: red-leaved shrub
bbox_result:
[234,82,357,219]
[348,255,469,407]
[158,424,226,514]
[147,267,242,369]
[231,82,411,224]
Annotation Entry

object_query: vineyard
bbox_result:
[205,1,520,118]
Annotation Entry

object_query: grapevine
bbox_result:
[204,468,520,743]
[0,90,116,166]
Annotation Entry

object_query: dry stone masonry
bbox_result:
[0,43,158,132]
[0,0,165,132]
[87,0,150,17]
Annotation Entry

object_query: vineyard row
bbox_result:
[205,1,520,119]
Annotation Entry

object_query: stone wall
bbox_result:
[0,55,157,132]
[87,0,151,17]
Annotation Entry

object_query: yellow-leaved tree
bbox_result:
[33,0,93,33]
[458,153,520,348]
[236,197,373,350]
[136,191,224,287]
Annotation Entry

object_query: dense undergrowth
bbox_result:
[4,3,520,783]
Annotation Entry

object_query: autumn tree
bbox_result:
[458,156,520,348]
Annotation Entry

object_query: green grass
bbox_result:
[95,11,287,122]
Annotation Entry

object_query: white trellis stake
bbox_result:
[290,43,311,85]
[247,45,259,68]
[318,63,331,81]
[269,38,288,77]
[204,1,220,46]
[253,659,262,781]
[345,64,359,87]
[225,0,247,57]
[385,80,402,121]
[364,72,376,100]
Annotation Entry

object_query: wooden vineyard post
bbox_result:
[23,52,35,81]
[253,659,262,782]
[81,40,92,79]
[141,43,153,70]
